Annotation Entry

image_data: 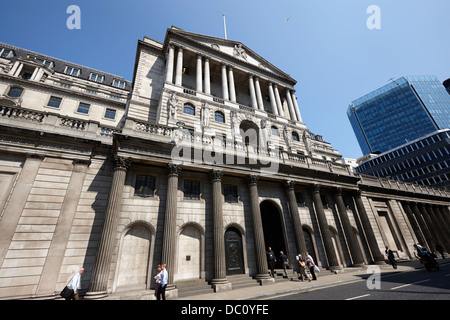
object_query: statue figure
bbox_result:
[167,93,178,122]
[201,102,211,128]
[233,44,247,60]
[283,125,291,148]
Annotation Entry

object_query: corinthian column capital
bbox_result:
[210,169,224,182]
[113,156,131,170]
[167,163,182,176]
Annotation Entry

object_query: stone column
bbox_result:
[284,181,308,258]
[291,92,303,122]
[334,187,364,267]
[419,204,439,247]
[402,202,427,248]
[311,184,340,270]
[204,57,211,95]
[196,54,203,93]
[165,45,175,83]
[85,156,131,299]
[160,163,182,294]
[273,84,284,117]
[268,83,278,116]
[254,77,265,111]
[221,63,229,101]
[228,67,236,102]
[248,74,258,109]
[437,206,450,234]
[0,154,43,268]
[247,175,274,284]
[210,170,232,292]
[286,90,298,122]
[427,205,450,252]
[411,203,434,249]
[353,191,385,264]
[175,47,183,86]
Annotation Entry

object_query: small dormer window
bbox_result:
[90,73,104,83]
[112,79,126,89]
[0,49,11,58]
[35,58,53,68]
[65,66,80,76]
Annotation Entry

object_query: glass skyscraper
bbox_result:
[347,75,450,155]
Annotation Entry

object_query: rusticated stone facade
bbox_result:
[0,27,449,300]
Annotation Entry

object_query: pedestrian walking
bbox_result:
[156,263,168,300]
[279,251,289,278]
[306,252,317,280]
[153,265,162,298]
[266,247,276,278]
[66,267,84,300]
[296,254,311,282]
[385,246,397,269]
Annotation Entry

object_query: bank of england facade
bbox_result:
[0,27,449,299]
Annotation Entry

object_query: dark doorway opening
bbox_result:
[260,201,286,269]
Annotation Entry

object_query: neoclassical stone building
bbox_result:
[0,27,449,300]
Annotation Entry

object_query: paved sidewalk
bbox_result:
[178,258,450,300]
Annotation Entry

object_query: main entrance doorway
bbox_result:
[260,200,287,269]
[225,227,245,275]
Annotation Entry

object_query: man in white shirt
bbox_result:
[157,264,168,300]
[67,267,84,300]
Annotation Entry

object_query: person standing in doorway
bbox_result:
[266,247,276,278]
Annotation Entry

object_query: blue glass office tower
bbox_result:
[347,75,450,155]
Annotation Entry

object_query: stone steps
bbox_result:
[176,279,214,298]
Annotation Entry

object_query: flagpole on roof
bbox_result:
[223,14,228,40]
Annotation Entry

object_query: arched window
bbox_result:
[183,103,195,116]
[292,131,300,141]
[215,111,225,123]
[271,126,279,136]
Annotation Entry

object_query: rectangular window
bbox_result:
[47,96,62,108]
[295,192,305,207]
[1,49,11,58]
[223,184,238,203]
[90,73,104,83]
[104,108,116,120]
[134,175,155,197]
[65,66,80,76]
[184,180,200,200]
[112,79,126,89]
[77,103,90,114]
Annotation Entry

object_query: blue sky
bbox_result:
[1,0,449,159]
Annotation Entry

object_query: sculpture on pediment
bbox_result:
[167,93,179,123]
[233,44,247,61]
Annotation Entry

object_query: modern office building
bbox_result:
[355,129,450,190]
[1,28,449,300]
[347,75,450,155]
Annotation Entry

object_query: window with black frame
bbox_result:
[134,175,155,197]
[184,180,200,200]
[223,184,238,203]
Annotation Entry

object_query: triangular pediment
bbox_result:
[167,27,295,84]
